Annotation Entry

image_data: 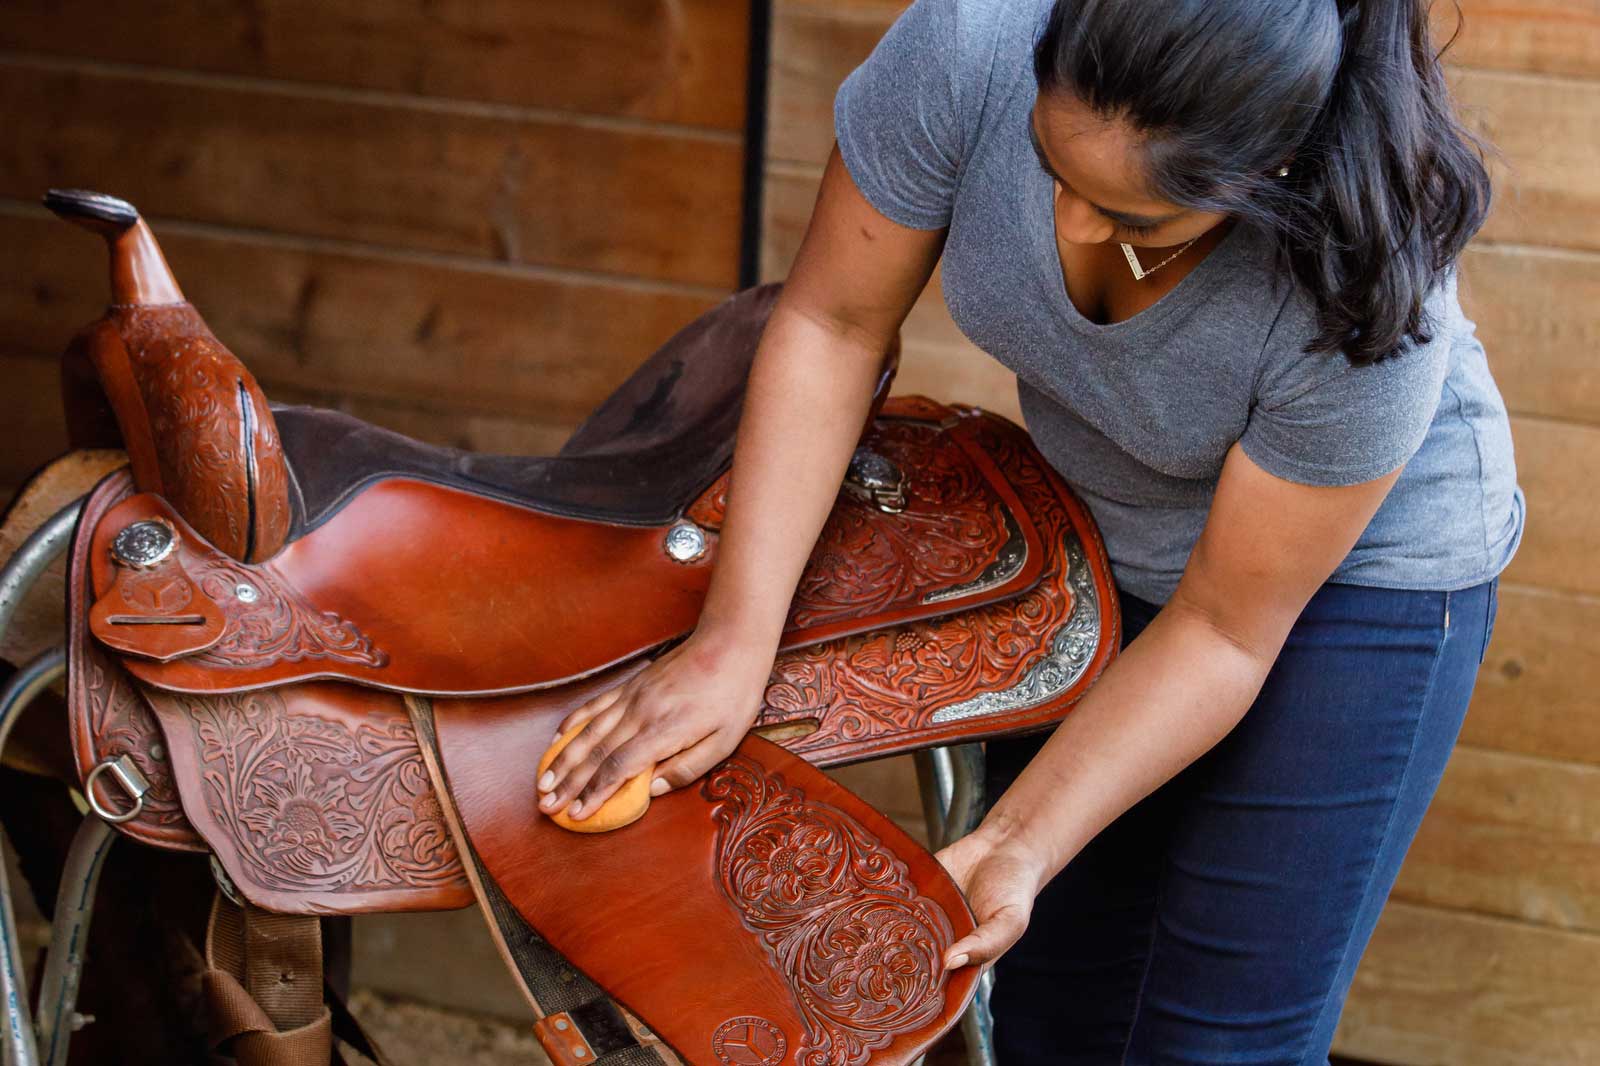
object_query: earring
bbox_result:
[1276,165,1290,177]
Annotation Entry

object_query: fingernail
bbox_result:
[539,793,556,810]
[568,799,583,817]
[537,771,555,793]
[947,953,968,969]
[649,777,669,797]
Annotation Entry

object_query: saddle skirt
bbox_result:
[54,188,1120,1066]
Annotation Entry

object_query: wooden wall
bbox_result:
[761,2,1600,1064]
[0,1,750,497]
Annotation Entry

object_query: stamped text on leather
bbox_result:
[704,756,952,1066]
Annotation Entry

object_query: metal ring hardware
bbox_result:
[84,755,150,824]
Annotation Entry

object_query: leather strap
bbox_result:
[203,892,331,1066]
[404,695,679,1066]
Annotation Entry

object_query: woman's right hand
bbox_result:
[534,626,778,822]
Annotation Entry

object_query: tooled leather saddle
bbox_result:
[51,188,1119,1066]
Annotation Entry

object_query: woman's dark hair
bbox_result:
[1034,0,1492,365]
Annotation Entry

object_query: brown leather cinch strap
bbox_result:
[203,892,332,1066]
[403,695,679,1066]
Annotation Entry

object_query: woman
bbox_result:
[536,0,1524,1061]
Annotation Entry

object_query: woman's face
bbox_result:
[1031,90,1229,249]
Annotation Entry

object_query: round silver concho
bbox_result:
[844,447,907,513]
[110,519,177,569]
[664,521,708,563]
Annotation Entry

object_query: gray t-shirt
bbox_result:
[833,0,1524,604]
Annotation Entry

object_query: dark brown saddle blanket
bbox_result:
[54,188,1120,1066]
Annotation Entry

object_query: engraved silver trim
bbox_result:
[664,521,708,563]
[921,509,1029,605]
[109,519,176,570]
[928,533,1102,723]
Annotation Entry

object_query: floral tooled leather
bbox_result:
[141,684,472,913]
[704,754,953,1066]
[756,412,1118,765]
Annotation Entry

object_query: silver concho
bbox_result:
[233,582,260,604]
[110,519,177,570]
[664,521,709,563]
[844,447,907,513]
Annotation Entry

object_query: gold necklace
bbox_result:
[1120,235,1200,281]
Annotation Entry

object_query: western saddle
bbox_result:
[36,189,1119,1066]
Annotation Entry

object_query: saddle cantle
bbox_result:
[54,189,1120,1065]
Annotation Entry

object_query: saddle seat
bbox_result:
[87,396,1051,696]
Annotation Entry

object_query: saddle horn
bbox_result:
[47,189,290,562]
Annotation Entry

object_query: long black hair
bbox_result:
[1034,0,1491,365]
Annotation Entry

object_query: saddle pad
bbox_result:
[93,409,1047,697]
[424,682,980,1066]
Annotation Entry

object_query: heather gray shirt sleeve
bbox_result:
[833,0,970,230]
[1240,287,1453,487]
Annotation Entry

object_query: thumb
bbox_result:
[944,902,1029,970]
[649,730,737,795]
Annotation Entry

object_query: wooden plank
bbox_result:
[1464,584,1600,767]
[1462,244,1600,425]
[0,356,69,489]
[0,60,742,287]
[1502,416,1600,598]
[0,0,750,131]
[1436,0,1600,79]
[1334,902,1600,1065]
[767,3,891,166]
[0,209,723,424]
[1455,68,1600,255]
[1393,747,1600,931]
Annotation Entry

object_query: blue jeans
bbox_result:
[984,579,1498,1066]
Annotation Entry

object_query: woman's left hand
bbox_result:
[934,826,1050,970]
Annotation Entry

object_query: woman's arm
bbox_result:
[938,443,1402,968]
[537,147,947,820]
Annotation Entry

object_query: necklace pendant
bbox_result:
[1120,242,1147,280]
